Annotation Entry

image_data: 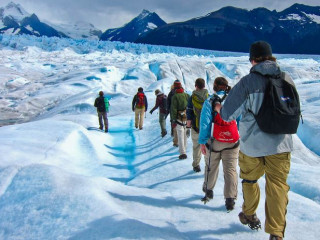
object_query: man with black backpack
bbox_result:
[150,89,168,137]
[215,41,300,240]
[186,78,208,172]
[132,87,148,130]
[94,91,110,132]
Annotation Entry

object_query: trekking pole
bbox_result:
[201,110,217,204]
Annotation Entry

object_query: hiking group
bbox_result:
[95,41,301,240]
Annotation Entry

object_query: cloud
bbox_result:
[1,0,319,30]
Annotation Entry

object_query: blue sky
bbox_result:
[1,0,320,31]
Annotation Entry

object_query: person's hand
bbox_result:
[149,110,153,114]
[186,120,192,128]
[214,103,222,113]
[172,123,177,128]
[200,144,207,155]
[186,128,191,138]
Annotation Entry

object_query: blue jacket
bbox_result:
[198,90,226,144]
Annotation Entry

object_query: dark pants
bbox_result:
[98,111,108,131]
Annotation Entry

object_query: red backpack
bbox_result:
[213,113,239,143]
[136,92,145,108]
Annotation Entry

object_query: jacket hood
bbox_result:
[192,88,208,101]
[250,60,281,77]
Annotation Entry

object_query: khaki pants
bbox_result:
[176,124,187,155]
[172,123,178,145]
[191,128,201,167]
[135,107,145,129]
[239,151,291,238]
[203,140,239,199]
[98,111,108,131]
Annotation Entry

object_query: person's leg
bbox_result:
[139,107,145,129]
[238,152,265,216]
[159,113,166,134]
[98,111,103,130]
[176,124,186,155]
[173,125,178,146]
[134,108,139,128]
[264,153,291,238]
[103,112,108,132]
[191,128,201,167]
[203,145,221,191]
[221,145,240,199]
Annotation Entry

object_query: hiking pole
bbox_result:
[201,110,217,204]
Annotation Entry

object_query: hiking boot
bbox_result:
[105,129,108,133]
[193,166,201,172]
[99,127,103,130]
[179,154,187,159]
[239,212,261,230]
[173,143,178,147]
[269,235,283,240]
[225,198,235,211]
[139,127,143,130]
[161,131,167,137]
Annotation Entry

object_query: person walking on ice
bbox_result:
[94,91,110,132]
[198,77,240,211]
[215,41,301,240]
[132,87,148,130]
[149,89,168,137]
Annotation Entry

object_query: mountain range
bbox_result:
[136,4,320,54]
[1,2,320,54]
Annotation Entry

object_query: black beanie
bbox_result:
[250,41,272,60]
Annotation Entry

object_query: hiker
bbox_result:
[198,77,240,211]
[149,89,168,137]
[167,80,180,147]
[215,41,299,240]
[186,78,209,172]
[94,91,110,132]
[171,81,190,159]
[132,87,148,130]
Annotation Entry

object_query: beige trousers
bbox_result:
[191,128,202,167]
[134,107,145,129]
[203,140,239,199]
[176,124,187,155]
[239,151,291,238]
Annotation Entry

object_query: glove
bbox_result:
[149,110,153,114]
[186,128,191,138]
[172,123,177,129]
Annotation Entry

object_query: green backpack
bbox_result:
[104,97,109,112]
[192,91,208,131]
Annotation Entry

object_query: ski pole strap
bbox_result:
[205,140,240,153]
[242,179,258,184]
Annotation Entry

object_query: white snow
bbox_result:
[280,14,304,21]
[305,13,320,24]
[0,34,320,240]
[147,22,157,29]
[1,2,30,22]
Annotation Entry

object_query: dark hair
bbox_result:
[213,77,231,92]
[195,78,205,89]
[99,91,104,96]
[250,56,277,63]
[138,87,143,92]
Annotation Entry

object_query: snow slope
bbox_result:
[0,34,320,240]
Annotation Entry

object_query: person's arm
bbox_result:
[186,96,194,128]
[132,95,136,111]
[220,79,248,121]
[94,98,97,107]
[150,96,160,113]
[198,99,213,144]
[171,95,177,123]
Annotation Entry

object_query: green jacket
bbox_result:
[170,89,190,122]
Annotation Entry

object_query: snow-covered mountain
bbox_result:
[0,2,67,37]
[100,9,166,42]
[0,2,101,39]
[49,21,102,40]
[136,3,320,54]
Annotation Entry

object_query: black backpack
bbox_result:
[96,97,106,112]
[250,72,301,134]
